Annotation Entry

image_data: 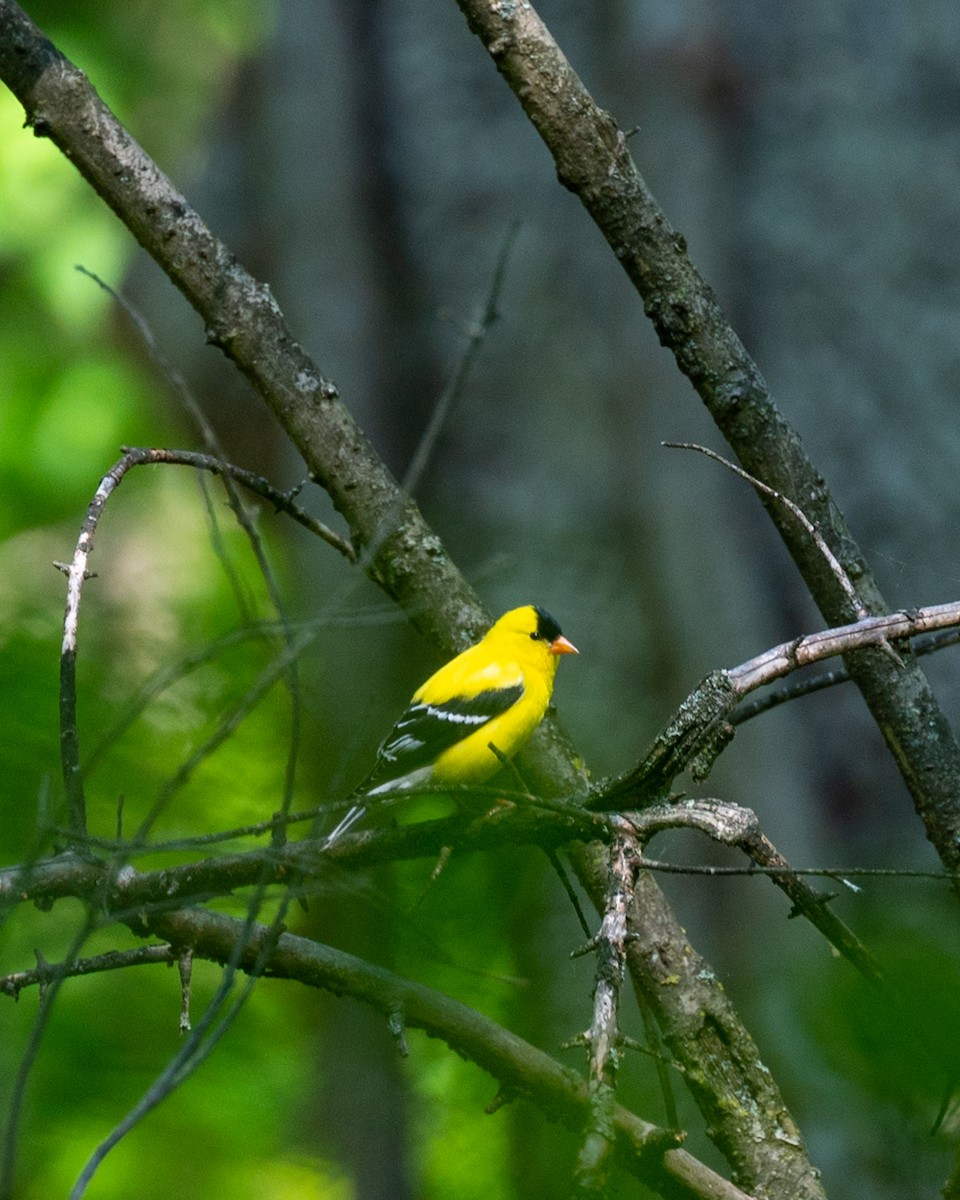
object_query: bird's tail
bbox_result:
[322,803,367,849]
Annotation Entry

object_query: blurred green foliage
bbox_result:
[0,4,334,1199]
[0,0,271,541]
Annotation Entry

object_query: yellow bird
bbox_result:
[323,605,578,847]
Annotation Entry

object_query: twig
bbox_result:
[487,743,594,939]
[728,602,960,694]
[177,951,193,1034]
[664,441,869,619]
[56,446,354,845]
[1,912,98,1197]
[70,880,297,1198]
[619,799,885,986]
[59,464,130,839]
[55,804,337,856]
[119,447,356,560]
[130,622,318,843]
[634,859,954,884]
[81,608,411,780]
[737,828,883,985]
[402,220,520,497]
[53,779,602,861]
[0,944,177,998]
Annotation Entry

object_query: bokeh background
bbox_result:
[3,2,960,1197]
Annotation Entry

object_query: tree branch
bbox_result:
[602,601,960,803]
[2,792,883,1013]
[621,870,821,1199]
[622,799,884,987]
[54,447,355,842]
[573,836,641,1194]
[142,905,753,1200]
[663,441,868,620]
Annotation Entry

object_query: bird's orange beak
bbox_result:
[549,634,579,656]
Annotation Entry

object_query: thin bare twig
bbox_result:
[1,912,98,1197]
[70,880,297,1198]
[728,602,960,696]
[664,441,868,619]
[635,858,954,884]
[120,447,356,560]
[616,798,885,985]
[81,607,412,780]
[402,220,520,496]
[56,445,355,846]
[0,945,177,998]
[130,623,318,843]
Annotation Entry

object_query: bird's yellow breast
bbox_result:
[415,628,559,785]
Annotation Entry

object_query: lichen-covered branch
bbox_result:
[624,871,824,1200]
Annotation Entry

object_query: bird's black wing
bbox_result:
[365,685,524,789]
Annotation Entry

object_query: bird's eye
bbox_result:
[530,631,540,641]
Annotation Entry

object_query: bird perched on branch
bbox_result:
[323,605,578,847]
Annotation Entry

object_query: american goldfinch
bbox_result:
[323,605,578,847]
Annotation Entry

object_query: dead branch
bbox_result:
[664,441,869,619]
[602,601,960,803]
[573,837,643,1193]
[0,944,176,998]
[55,446,356,843]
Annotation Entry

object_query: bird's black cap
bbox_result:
[534,606,563,643]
